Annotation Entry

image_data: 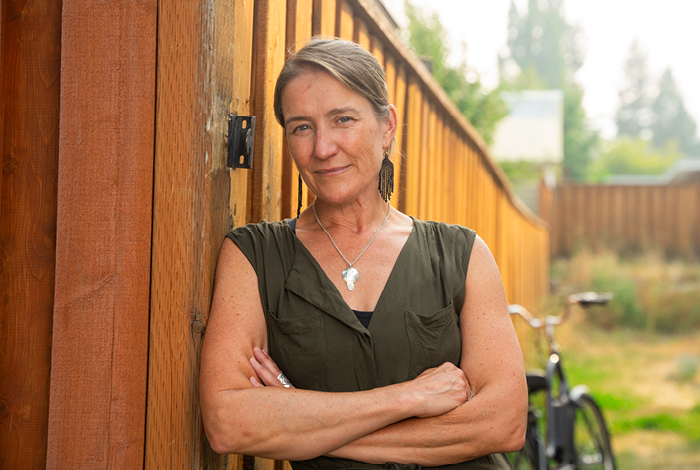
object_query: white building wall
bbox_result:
[492,90,564,163]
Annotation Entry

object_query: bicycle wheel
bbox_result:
[570,392,615,470]
[510,411,546,470]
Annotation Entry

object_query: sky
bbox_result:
[381,0,700,140]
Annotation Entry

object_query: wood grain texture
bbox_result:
[46,1,157,468]
[251,0,286,223]
[282,0,313,219]
[230,0,255,230]
[0,0,61,467]
[146,0,249,468]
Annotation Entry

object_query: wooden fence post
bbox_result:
[46,1,157,468]
[0,0,61,467]
[145,0,253,468]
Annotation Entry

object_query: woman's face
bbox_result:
[281,69,396,206]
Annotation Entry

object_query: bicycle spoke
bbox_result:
[571,394,615,470]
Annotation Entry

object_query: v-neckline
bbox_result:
[286,217,417,330]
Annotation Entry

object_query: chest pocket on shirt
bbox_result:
[266,313,327,391]
[404,301,462,378]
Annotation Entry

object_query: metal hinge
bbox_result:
[226,114,255,169]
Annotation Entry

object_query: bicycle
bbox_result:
[508,292,616,470]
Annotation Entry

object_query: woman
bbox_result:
[200,38,527,469]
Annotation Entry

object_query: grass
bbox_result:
[527,324,700,470]
[550,248,700,333]
[522,250,700,469]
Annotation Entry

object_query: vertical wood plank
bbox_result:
[252,0,286,223]
[146,0,249,468]
[392,64,407,211]
[47,1,157,468]
[429,112,442,220]
[336,0,354,40]
[419,102,434,219]
[370,35,384,66]
[639,187,649,250]
[0,0,61,467]
[418,94,430,219]
[353,15,370,49]
[282,0,313,219]
[313,0,336,36]
[402,76,421,216]
[231,0,255,229]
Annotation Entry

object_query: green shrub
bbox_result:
[552,249,700,333]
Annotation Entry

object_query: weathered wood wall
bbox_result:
[550,183,700,257]
[0,0,549,469]
[46,1,158,468]
[0,0,61,467]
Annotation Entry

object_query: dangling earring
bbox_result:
[378,148,394,202]
[297,174,303,218]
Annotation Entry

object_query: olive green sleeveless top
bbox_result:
[226,219,513,470]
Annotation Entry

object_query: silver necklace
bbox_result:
[313,201,391,291]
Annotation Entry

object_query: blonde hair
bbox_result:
[273,37,392,131]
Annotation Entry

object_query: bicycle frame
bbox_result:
[511,292,613,469]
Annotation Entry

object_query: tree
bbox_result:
[501,0,598,181]
[589,137,680,181]
[563,82,598,180]
[403,1,508,144]
[505,0,584,89]
[615,41,652,138]
[651,68,699,155]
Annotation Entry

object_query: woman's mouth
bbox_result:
[316,166,349,176]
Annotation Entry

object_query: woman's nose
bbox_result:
[314,127,338,159]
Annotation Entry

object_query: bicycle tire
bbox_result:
[510,411,546,470]
[570,392,615,470]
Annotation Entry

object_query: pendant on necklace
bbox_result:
[342,267,360,291]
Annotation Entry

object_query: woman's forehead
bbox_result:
[282,69,371,115]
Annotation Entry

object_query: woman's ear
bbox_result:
[382,105,399,148]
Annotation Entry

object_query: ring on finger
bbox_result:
[276,372,292,388]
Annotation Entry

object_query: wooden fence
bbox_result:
[0,0,548,469]
[550,183,700,257]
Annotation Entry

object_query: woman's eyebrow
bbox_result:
[327,107,360,116]
[284,115,311,125]
[285,107,361,125]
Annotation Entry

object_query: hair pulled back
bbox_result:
[273,37,391,129]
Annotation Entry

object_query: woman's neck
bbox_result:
[307,197,391,235]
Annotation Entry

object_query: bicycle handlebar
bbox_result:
[567,291,614,306]
[508,291,613,330]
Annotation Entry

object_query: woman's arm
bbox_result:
[323,236,528,465]
[199,238,470,460]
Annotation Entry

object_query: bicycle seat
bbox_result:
[525,370,548,393]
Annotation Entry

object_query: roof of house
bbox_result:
[604,158,700,185]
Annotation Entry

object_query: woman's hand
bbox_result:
[249,347,295,389]
[403,362,471,418]
[251,347,468,417]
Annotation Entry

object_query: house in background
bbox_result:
[491,90,564,215]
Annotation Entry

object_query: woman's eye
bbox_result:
[292,124,310,133]
[338,116,354,124]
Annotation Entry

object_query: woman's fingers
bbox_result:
[408,362,471,418]
[249,347,294,388]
